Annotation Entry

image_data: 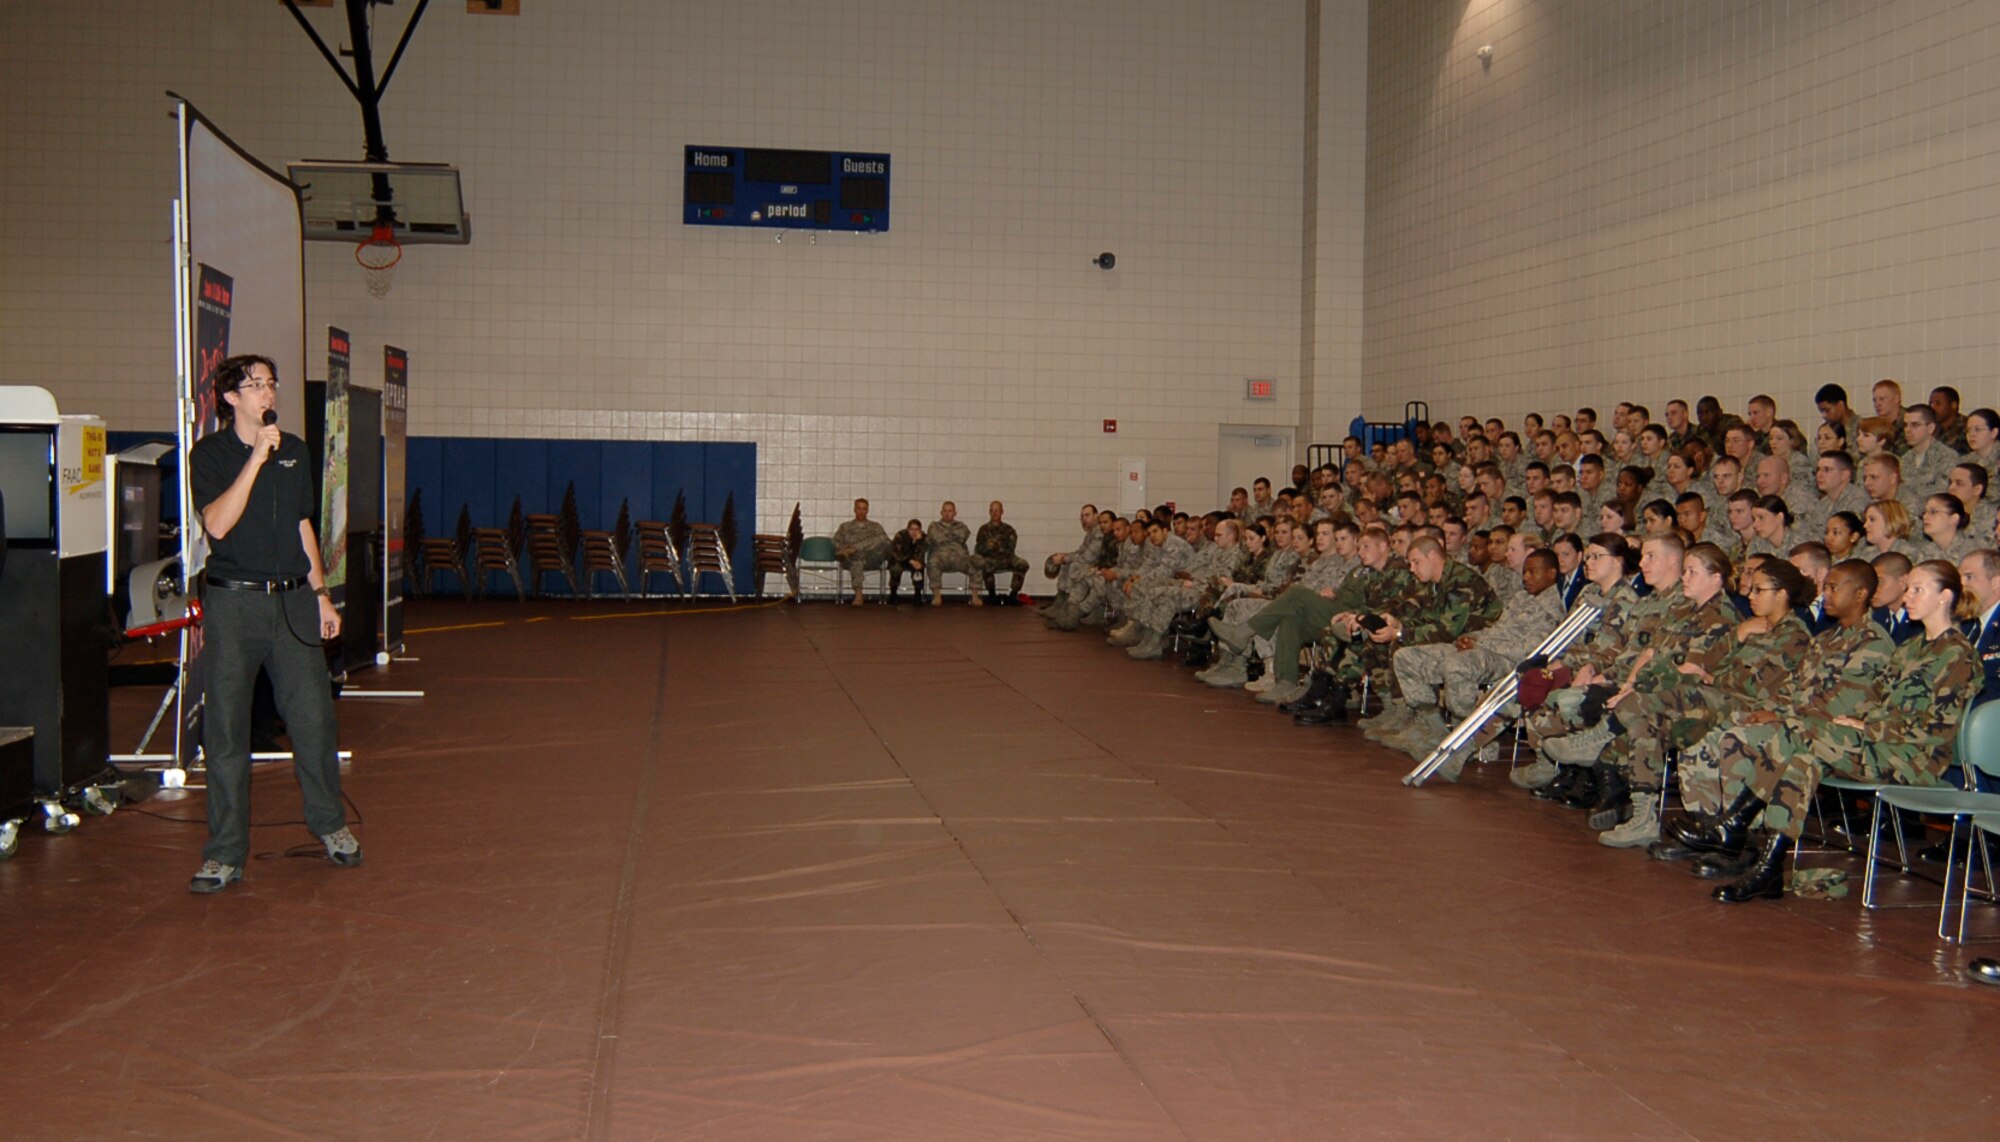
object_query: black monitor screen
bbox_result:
[0,427,56,546]
[686,170,735,206]
[841,178,888,211]
[743,149,831,185]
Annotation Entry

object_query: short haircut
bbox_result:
[1833,558,1880,598]
[1643,532,1687,560]
[1578,453,1605,470]
[1552,491,1582,510]
[1748,394,1777,413]
[1408,536,1444,560]
[1815,383,1849,406]
[1788,542,1830,575]
[1933,385,1962,406]
[1904,403,1938,427]
[1870,551,1913,579]
[1955,462,1989,493]
[1819,451,1855,475]
[1524,548,1559,576]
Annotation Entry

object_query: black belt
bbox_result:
[207,574,310,594]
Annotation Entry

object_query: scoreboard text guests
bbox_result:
[684,146,892,233]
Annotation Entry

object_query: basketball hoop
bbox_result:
[356,223,403,298]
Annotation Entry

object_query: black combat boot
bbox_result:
[1245,656,1265,682]
[1533,764,1582,802]
[1585,768,1632,830]
[1294,684,1349,726]
[1664,787,1766,859]
[1713,833,1793,902]
[1183,637,1215,669]
[1279,671,1334,715]
[1559,765,1602,810]
[1691,846,1761,880]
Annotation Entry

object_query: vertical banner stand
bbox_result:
[340,345,423,700]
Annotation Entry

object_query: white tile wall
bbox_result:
[1364,0,2000,429]
[2,0,1359,570]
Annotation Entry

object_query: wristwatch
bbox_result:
[314,586,332,599]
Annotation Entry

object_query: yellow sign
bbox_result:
[82,425,105,483]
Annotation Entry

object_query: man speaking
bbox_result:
[185,354,359,893]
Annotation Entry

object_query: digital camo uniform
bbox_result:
[1393,584,1564,720]
[1914,529,1981,567]
[1114,532,1191,621]
[1711,626,1975,843]
[925,516,978,594]
[831,517,892,594]
[1485,562,1522,606]
[1902,441,1961,498]
[1129,538,1240,632]
[1796,483,1868,542]
[1054,524,1105,596]
[1219,545,1302,626]
[973,520,1029,597]
[1059,529,1133,620]
[1633,613,1815,815]
[1679,618,1892,815]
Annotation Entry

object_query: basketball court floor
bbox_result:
[3,601,1996,1138]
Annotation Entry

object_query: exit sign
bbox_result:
[1246,378,1277,401]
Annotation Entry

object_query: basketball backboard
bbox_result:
[288,160,470,244]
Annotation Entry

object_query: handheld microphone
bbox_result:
[261,409,278,426]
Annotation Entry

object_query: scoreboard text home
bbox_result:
[684,146,892,233]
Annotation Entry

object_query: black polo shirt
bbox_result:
[189,425,315,579]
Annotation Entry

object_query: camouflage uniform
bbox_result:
[1522,581,1665,749]
[1485,563,1522,606]
[973,521,1029,597]
[1794,484,1869,546]
[1580,590,1754,790]
[925,518,978,592]
[1220,547,1303,626]
[1902,440,1961,498]
[1913,531,1981,566]
[886,529,927,596]
[1064,536,1144,620]
[1054,526,1105,596]
[1393,585,1564,718]
[1130,540,1240,631]
[1329,561,1498,696]
[831,518,892,594]
[1710,626,1975,841]
[1637,613,1815,814]
[1249,560,1398,687]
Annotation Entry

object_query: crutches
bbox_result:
[1403,601,1604,786]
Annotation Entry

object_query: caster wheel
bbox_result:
[0,820,20,860]
[79,786,119,816]
[40,801,80,834]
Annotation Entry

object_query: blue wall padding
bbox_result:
[403,436,757,596]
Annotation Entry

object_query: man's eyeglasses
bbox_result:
[237,378,279,394]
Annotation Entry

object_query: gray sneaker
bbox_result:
[320,827,363,868]
[189,860,241,894]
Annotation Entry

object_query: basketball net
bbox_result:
[356,223,403,299]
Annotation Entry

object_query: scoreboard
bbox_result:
[684,146,891,233]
